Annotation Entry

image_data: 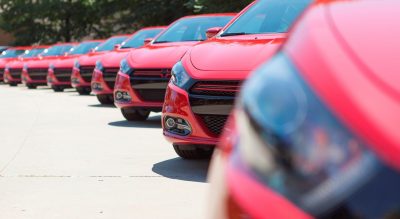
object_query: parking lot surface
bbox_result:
[0,85,210,219]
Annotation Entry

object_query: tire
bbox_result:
[27,84,37,89]
[97,94,114,105]
[173,144,214,160]
[52,86,64,92]
[121,108,150,121]
[76,87,91,95]
[9,83,18,87]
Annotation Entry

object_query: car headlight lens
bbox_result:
[119,58,133,75]
[234,52,382,217]
[171,61,191,88]
[73,59,80,69]
[95,60,104,71]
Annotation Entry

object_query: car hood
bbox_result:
[26,56,60,68]
[53,57,76,68]
[8,60,24,68]
[0,58,16,68]
[99,49,131,68]
[189,34,286,72]
[78,51,108,67]
[127,42,197,69]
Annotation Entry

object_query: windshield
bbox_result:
[121,29,164,49]
[69,42,102,55]
[222,0,312,36]
[20,48,45,58]
[96,36,128,52]
[0,49,25,58]
[42,45,74,57]
[154,16,234,43]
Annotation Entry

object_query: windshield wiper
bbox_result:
[153,41,173,44]
[220,32,248,37]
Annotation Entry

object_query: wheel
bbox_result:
[76,87,91,95]
[9,83,18,87]
[121,108,150,121]
[27,84,37,89]
[173,144,214,160]
[96,94,114,105]
[52,86,64,92]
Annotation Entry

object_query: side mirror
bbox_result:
[144,38,153,45]
[206,27,223,39]
[114,44,121,50]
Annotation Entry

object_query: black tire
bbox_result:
[9,83,18,87]
[27,84,37,89]
[52,86,64,92]
[121,108,150,121]
[96,94,114,105]
[173,144,214,160]
[76,87,91,95]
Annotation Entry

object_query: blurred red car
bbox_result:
[48,40,103,92]
[71,35,129,95]
[1,47,31,85]
[114,13,235,121]
[162,0,311,159]
[91,26,165,105]
[209,0,400,218]
[22,43,76,89]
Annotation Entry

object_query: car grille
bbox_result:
[103,68,119,89]
[189,80,242,137]
[130,69,171,102]
[190,81,241,97]
[0,69,4,79]
[80,66,95,83]
[198,115,229,136]
[27,68,48,81]
[54,68,72,82]
[9,68,23,79]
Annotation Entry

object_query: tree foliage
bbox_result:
[0,0,252,46]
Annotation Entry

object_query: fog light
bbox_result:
[92,82,103,91]
[71,77,79,84]
[115,90,132,102]
[164,116,192,136]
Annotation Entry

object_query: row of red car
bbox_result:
[1,0,399,218]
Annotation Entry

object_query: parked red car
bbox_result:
[1,47,31,85]
[71,35,129,95]
[21,43,76,89]
[4,46,49,86]
[209,0,400,218]
[91,26,165,104]
[114,13,235,121]
[48,40,103,92]
[162,0,312,159]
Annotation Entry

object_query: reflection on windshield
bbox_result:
[0,49,25,58]
[42,45,73,57]
[69,42,102,55]
[121,29,163,49]
[96,37,128,52]
[21,49,45,58]
[154,16,233,43]
[222,0,312,36]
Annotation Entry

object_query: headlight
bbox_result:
[235,52,379,217]
[119,58,133,75]
[73,60,80,69]
[95,60,104,71]
[171,61,191,88]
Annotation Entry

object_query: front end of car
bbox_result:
[209,51,400,218]
[4,64,23,86]
[91,60,119,104]
[71,59,94,95]
[47,62,73,91]
[163,60,243,148]
[24,62,50,89]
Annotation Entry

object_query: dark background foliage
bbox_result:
[0,0,253,46]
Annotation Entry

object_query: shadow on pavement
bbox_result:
[152,157,210,183]
[108,115,162,129]
[88,104,116,108]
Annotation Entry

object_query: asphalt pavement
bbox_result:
[0,84,210,219]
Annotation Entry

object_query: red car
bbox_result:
[71,35,129,95]
[209,0,400,218]
[162,0,312,159]
[22,43,76,89]
[1,47,31,85]
[114,13,235,121]
[48,40,103,92]
[91,26,165,104]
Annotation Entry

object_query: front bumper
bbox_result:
[47,69,72,87]
[91,69,113,95]
[4,69,22,84]
[71,67,91,88]
[113,72,163,110]
[162,83,220,146]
